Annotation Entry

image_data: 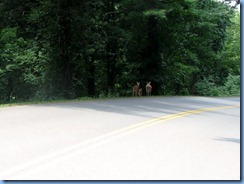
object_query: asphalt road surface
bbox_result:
[0,96,240,180]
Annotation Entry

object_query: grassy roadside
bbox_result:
[0,95,240,108]
[0,95,156,108]
[0,97,95,108]
[0,96,135,108]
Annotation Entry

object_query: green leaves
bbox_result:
[143,9,166,19]
[195,74,240,96]
[0,0,239,102]
[0,28,17,43]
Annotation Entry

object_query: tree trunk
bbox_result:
[58,0,73,97]
[105,0,117,93]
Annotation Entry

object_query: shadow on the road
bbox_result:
[29,96,240,119]
[214,137,240,144]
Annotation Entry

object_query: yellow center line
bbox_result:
[102,105,240,137]
[1,105,239,178]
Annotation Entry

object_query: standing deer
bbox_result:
[138,88,142,96]
[132,82,140,96]
[146,82,152,96]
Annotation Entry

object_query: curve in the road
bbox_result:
[0,104,239,179]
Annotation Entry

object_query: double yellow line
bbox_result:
[93,105,240,140]
[1,105,239,178]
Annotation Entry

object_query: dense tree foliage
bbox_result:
[0,0,240,103]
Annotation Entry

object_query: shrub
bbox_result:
[195,75,240,96]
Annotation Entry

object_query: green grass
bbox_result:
[0,95,159,108]
[0,97,95,108]
[1,94,239,108]
[0,95,138,108]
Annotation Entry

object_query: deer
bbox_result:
[132,82,140,96]
[146,82,152,96]
[138,88,142,96]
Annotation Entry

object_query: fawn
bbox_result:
[132,82,140,96]
[146,82,152,96]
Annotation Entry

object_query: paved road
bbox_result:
[0,97,240,180]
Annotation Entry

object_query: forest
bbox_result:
[0,0,240,103]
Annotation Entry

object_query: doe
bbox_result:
[146,82,152,96]
[132,82,140,96]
